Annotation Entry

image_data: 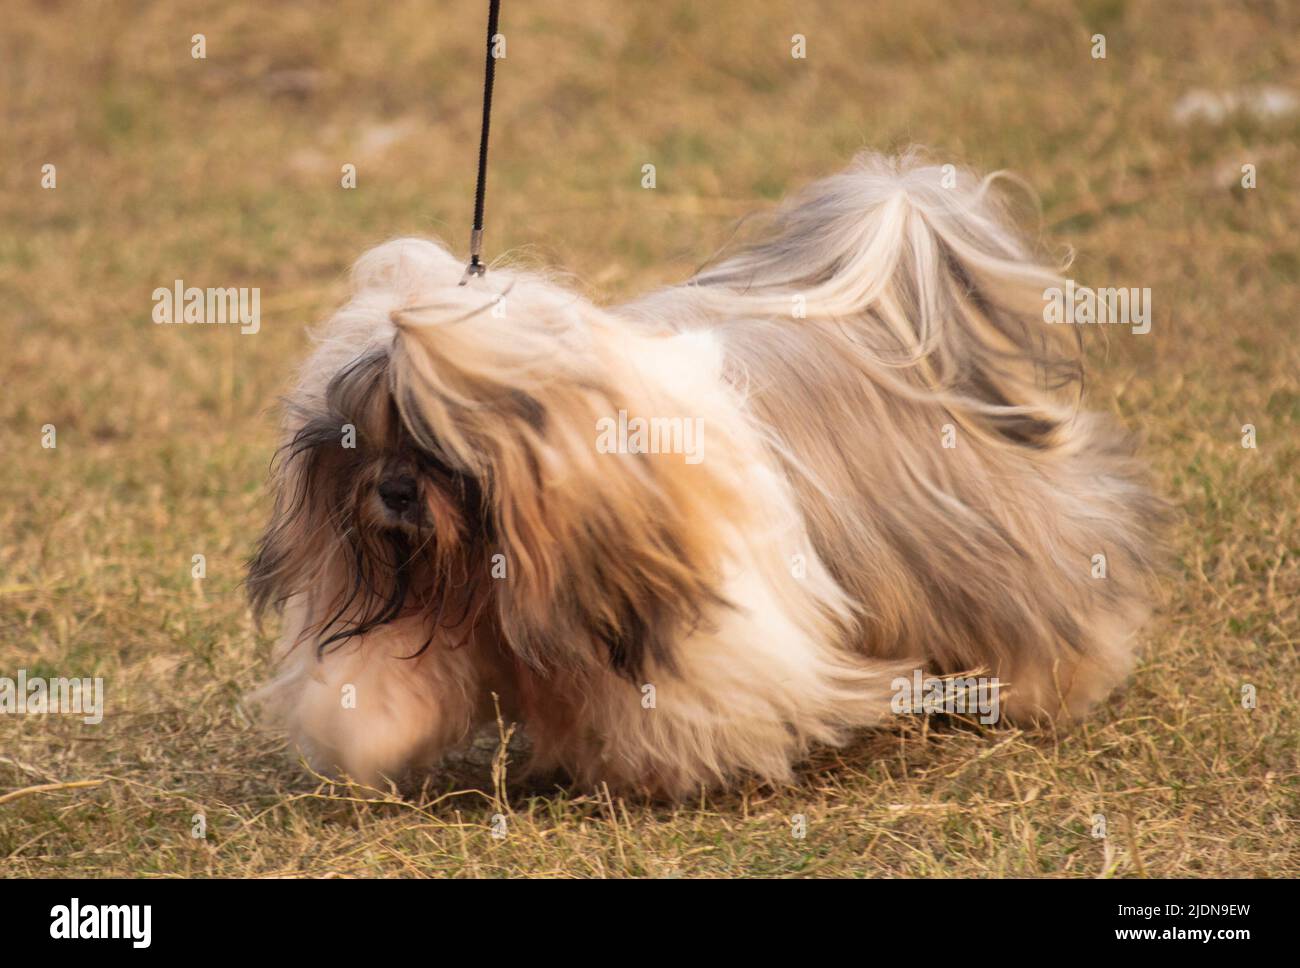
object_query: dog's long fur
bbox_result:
[248,152,1164,796]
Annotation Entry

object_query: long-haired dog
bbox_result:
[248,152,1163,797]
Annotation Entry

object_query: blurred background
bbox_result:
[0,0,1296,876]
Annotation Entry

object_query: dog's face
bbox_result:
[248,344,492,657]
[248,239,739,680]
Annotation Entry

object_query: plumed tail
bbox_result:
[688,149,1082,449]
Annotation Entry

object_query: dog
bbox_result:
[247,151,1164,797]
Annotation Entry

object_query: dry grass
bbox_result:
[1,0,1297,877]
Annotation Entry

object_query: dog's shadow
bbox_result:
[372,714,1012,816]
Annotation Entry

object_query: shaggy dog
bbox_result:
[248,152,1163,796]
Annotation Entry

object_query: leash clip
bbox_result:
[459,230,486,285]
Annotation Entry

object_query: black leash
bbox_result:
[461,0,502,284]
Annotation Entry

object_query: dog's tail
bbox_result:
[686,149,1081,448]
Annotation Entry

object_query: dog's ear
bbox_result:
[248,352,394,632]
[389,280,745,679]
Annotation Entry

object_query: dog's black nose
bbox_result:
[378,476,418,514]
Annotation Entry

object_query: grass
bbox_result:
[1,0,1297,877]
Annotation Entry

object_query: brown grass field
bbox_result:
[1,0,1296,877]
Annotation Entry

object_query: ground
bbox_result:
[0,0,1296,877]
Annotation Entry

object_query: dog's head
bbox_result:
[248,239,738,677]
